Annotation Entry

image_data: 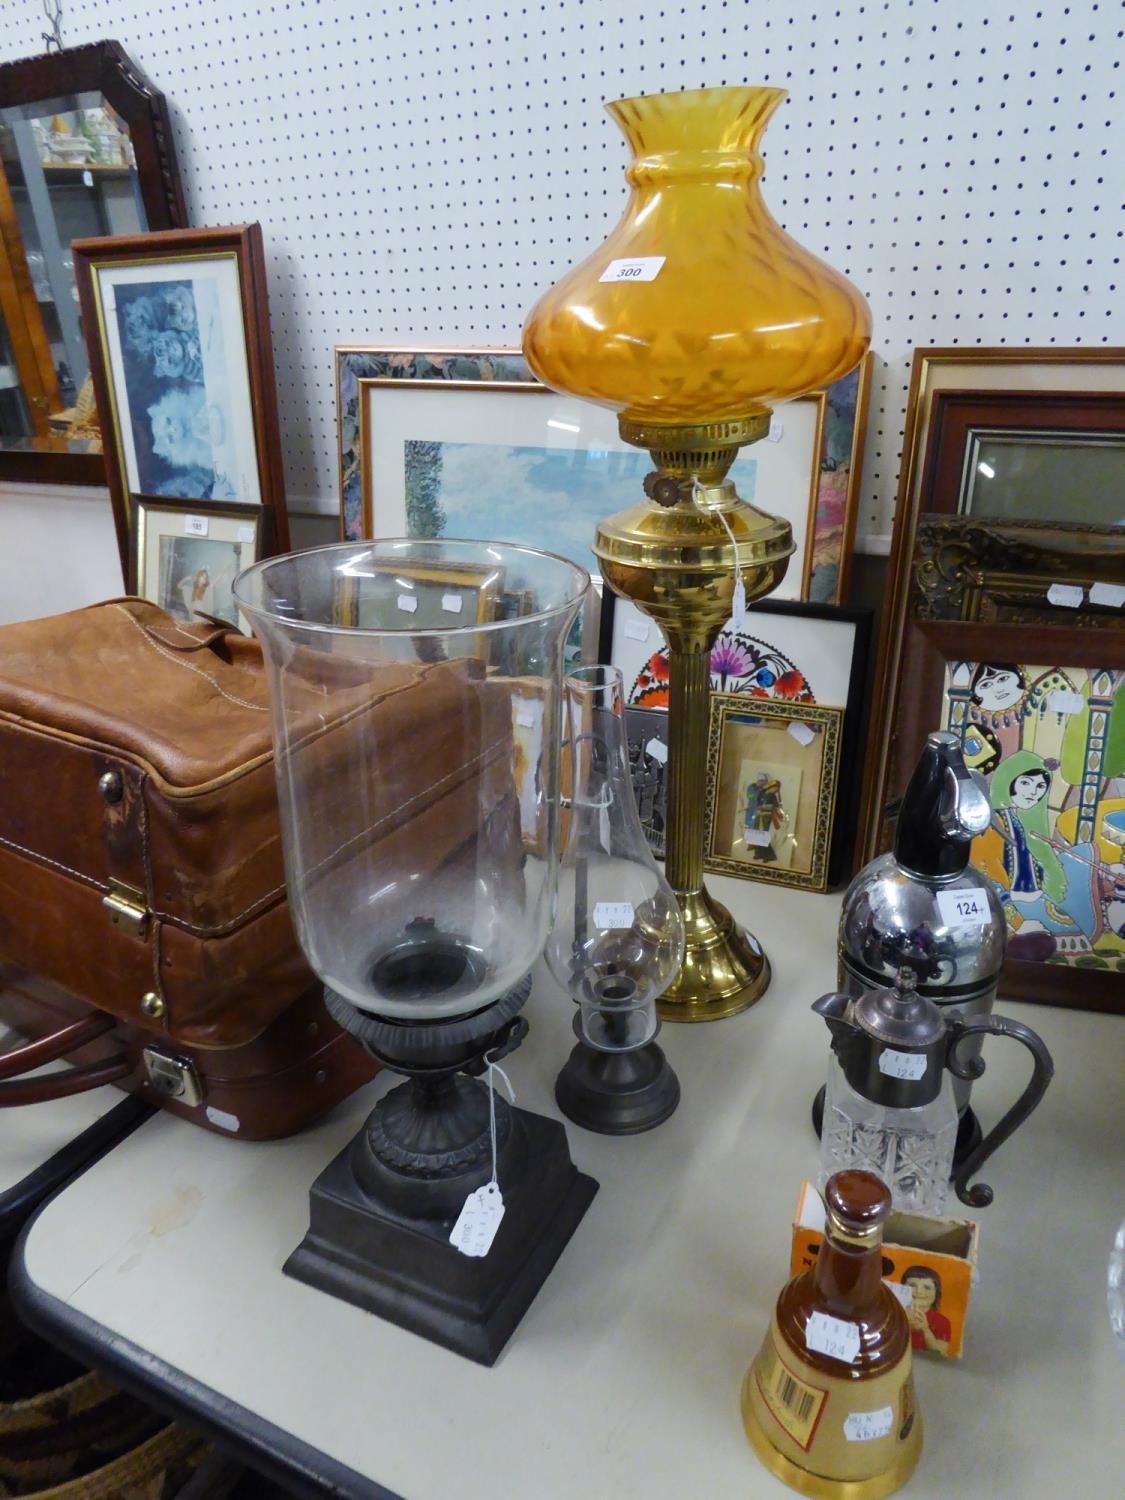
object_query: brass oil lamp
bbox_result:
[524,86,871,1020]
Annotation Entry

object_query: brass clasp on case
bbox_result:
[102,878,149,939]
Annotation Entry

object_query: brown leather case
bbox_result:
[0,598,516,1136]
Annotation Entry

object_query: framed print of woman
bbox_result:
[944,656,1125,970]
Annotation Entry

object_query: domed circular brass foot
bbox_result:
[656,886,771,1022]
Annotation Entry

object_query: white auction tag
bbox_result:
[844,1406,894,1443]
[1048,688,1085,715]
[397,593,418,613]
[768,415,784,443]
[183,514,209,537]
[1090,580,1125,608]
[805,1311,861,1364]
[593,901,635,930]
[441,592,463,614]
[883,1278,914,1310]
[237,525,255,545]
[1046,582,1084,608]
[744,827,772,848]
[788,721,816,747]
[645,737,668,764]
[624,617,650,642]
[599,255,665,283]
[82,168,94,189]
[878,1047,928,1082]
[516,709,536,729]
[449,1184,505,1258]
[936,888,990,928]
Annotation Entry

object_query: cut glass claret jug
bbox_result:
[545,665,685,1134]
[233,538,598,1366]
[814,968,1054,1214]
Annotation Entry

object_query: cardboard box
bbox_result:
[790,1181,980,1359]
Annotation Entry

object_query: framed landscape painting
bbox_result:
[335,345,869,604]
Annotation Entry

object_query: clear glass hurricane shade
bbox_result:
[233,539,589,1022]
[545,666,685,1051]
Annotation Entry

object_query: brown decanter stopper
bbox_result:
[741,1170,922,1499]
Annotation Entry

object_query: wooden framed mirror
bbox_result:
[0,40,185,484]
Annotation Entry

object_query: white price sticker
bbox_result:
[441,592,463,614]
[593,901,635,930]
[883,1279,915,1311]
[183,514,209,537]
[844,1407,894,1443]
[936,888,990,928]
[237,525,255,544]
[516,709,536,729]
[788,721,816,747]
[1090,581,1125,608]
[805,1311,861,1365]
[1046,582,1084,609]
[396,593,418,613]
[1048,688,1085,715]
[82,168,94,188]
[624,617,650,642]
[744,827,773,848]
[449,1184,505,1258]
[768,415,784,443]
[645,737,668,764]
[878,1047,928,1082]
[599,255,665,283]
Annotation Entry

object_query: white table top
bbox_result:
[0,1040,132,1199]
[19,878,1125,1499]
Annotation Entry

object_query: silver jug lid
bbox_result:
[840,851,1006,996]
[852,967,945,1050]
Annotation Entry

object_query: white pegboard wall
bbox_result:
[0,0,1119,545]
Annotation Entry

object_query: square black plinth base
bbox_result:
[283,1108,598,1366]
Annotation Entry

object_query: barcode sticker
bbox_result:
[878,1048,928,1082]
[624,617,650,642]
[441,593,463,614]
[768,416,784,443]
[788,721,816,746]
[449,1184,505,1258]
[844,1407,894,1443]
[1090,581,1125,608]
[755,1342,828,1452]
[936,888,990,928]
[599,255,665,283]
[1048,689,1085,715]
[646,737,668,764]
[884,1279,914,1310]
[744,827,773,848]
[397,594,418,613]
[237,525,255,544]
[593,901,635,930]
[183,514,209,537]
[1046,582,1084,609]
[805,1311,861,1364]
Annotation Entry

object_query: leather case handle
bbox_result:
[0,1013,132,1105]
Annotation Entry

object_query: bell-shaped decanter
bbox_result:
[545,665,684,1134]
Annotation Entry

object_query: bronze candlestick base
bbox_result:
[595,416,793,1022]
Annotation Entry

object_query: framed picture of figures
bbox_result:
[610,596,872,883]
[895,621,1125,1013]
[73,224,289,578]
[335,346,871,605]
[130,495,269,631]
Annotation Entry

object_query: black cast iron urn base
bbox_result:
[284,977,597,1367]
[555,1012,680,1135]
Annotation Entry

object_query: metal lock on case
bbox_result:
[103,879,149,940]
[142,1046,203,1107]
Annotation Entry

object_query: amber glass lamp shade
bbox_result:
[523,85,871,426]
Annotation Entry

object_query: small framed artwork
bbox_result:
[625,707,670,860]
[887,620,1125,1014]
[334,559,503,638]
[130,496,268,629]
[705,697,844,892]
[73,225,289,575]
[335,345,870,606]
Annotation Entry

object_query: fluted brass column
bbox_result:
[595,419,793,1021]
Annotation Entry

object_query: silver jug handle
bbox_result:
[946,1013,1055,1208]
